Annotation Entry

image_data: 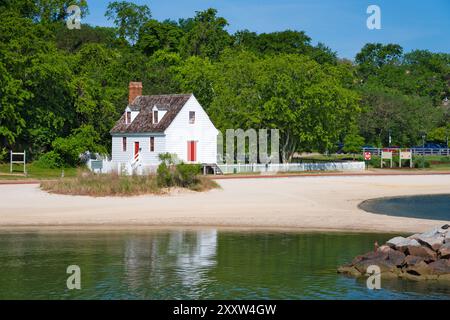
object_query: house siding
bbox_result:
[165,95,218,163]
[112,135,166,164]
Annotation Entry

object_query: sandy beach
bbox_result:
[0,174,449,233]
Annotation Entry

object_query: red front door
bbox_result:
[187,141,197,162]
[134,142,140,157]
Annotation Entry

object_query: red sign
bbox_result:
[364,152,372,161]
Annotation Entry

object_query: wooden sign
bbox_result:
[399,150,413,168]
[381,151,393,168]
[400,151,411,160]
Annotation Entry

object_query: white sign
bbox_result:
[381,151,392,159]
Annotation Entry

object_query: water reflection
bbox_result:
[0,230,449,299]
[122,230,217,299]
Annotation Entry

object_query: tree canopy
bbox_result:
[0,1,448,165]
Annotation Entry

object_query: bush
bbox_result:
[414,157,431,168]
[0,148,7,163]
[34,151,63,169]
[156,162,174,187]
[175,163,202,187]
[52,125,107,166]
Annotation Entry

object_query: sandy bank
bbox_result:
[0,175,449,233]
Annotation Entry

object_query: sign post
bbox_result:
[399,150,413,168]
[381,151,393,168]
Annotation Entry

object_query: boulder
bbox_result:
[338,225,450,282]
[387,237,420,251]
[407,245,437,262]
[377,245,391,254]
[428,260,450,275]
[419,227,442,238]
[440,243,450,258]
[351,250,387,265]
[404,260,431,277]
[337,264,361,277]
[354,256,397,274]
[387,248,406,266]
[416,235,445,251]
[387,236,407,247]
[403,255,425,267]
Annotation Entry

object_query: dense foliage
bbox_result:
[0,1,448,166]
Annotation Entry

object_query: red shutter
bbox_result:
[192,141,197,162]
[187,141,197,162]
[187,141,192,161]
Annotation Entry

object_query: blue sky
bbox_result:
[84,0,450,59]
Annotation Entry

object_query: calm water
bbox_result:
[1,230,450,300]
[360,194,450,221]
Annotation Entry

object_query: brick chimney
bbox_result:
[128,82,143,104]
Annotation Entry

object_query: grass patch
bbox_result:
[40,172,219,197]
[0,163,79,180]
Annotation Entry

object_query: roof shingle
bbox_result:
[110,94,192,134]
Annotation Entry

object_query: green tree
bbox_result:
[137,19,183,55]
[179,8,231,59]
[343,130,365,158]
[105,1,151,44]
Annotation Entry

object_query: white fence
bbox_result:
[218,162,366,174]
[363,148,450,156]
[86,159,158,175]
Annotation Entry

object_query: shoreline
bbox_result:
[0,174,449,234]
[0,224,405,234]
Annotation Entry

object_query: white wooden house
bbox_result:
[109,82,218,174]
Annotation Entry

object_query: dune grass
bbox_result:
[40,172,219,197]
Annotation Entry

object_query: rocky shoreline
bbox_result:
[338,224,450,281]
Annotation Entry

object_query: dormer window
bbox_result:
[126,111,131,124]
[153,110,159,124]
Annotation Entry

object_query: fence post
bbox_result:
[10,150,12,173]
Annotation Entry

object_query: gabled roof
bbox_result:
[110,94,192,134]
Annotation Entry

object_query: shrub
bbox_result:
[0,148,7,163]
[34,151,63,169]
[414,157,431,168]
[175,163,202,187]
[52,125,107,166]
[156,162,174,187]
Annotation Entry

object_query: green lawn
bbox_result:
[0,163,79,180]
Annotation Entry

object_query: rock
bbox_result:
[387,236,407,247]
[428,260,450,275]
[354,256,397,274]
[351,250,387,265]
[338,226,450,282]
[416,235,445,251]
[403,255,425,267]
[387,237,420,251]
[420,227,442,238]
[407,245,437,262]
[337,264,361,277]
[439,243,450,258]
[404,260,431,277]
[377,245,391,253]
[387,248,406,266]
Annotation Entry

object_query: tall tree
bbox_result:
[105,1,151,44]
[179,8,231,59]
[137,19,183,55]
